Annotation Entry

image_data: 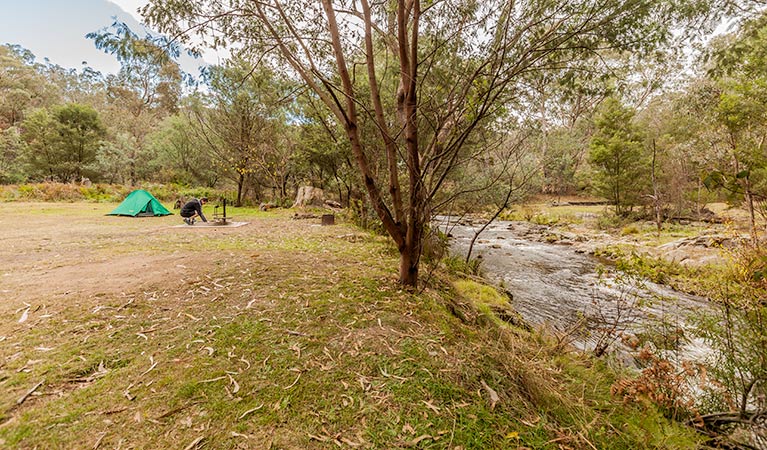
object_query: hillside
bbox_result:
[0,202,701,449]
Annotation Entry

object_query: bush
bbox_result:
[344,198,386,235]
[443,255,483,276]
[597,211,628,229]
[0,182,239,205]
[422,227,449,265]
[531,213,559,226]
[620,224,640,235]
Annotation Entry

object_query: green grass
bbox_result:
[0,201,704,449]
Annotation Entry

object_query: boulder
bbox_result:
[293,186,325,208]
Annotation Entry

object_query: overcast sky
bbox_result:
[0,0,211,74]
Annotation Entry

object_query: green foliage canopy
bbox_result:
[588,97,648,215]
[22,103,105,182]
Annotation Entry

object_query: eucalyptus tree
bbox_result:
[144,0,745,287]
[189,57,294,205]
[148,113,219,187]
[0,45,49,182]
[704,14,767,244]
[0,45,52,130]
[294,91,357,207]
[87,21,183,185]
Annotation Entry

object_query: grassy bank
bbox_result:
[0,202,701,448]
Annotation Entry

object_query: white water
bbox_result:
[435,217,712,361]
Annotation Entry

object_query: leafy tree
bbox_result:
[40,62,108,109]
[22,104,105,182]
[294,91,357,207]
[96,132,133,185]
[703,14,767,244]
[708,79,767,244]
[144,0,740,287]
[0,45,51,129]
[87,21,183,185]
[588,97,648,216]
[149,113,218,187]
[187,58,294,205]
[0,126,24,183]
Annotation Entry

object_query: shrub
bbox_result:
[443,255,483,276]
[620,224,640,235]
[612,347,702,421]
[597,211,628,229]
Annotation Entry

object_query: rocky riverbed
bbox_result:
[435,216,715,361]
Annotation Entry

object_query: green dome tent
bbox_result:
[107,190,172,217]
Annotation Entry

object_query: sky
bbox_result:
[0,0,211,74]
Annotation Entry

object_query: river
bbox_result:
[435,216,712,361]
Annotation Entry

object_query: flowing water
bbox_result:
[435,217,712,361]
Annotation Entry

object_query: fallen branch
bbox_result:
[17,380,44,406]
[183,436,205,450]
[693,410,765,428]
[238,404,264,420]
[689,410,766,450]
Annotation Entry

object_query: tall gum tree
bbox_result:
[88,22,183,185]
[143,0,742,287]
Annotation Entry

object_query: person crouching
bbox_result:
[180,197,208,225]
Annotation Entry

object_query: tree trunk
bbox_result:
[651,139,662,234]
[746,181,759,247]
[399,223,423,288]
[236,172,244,207]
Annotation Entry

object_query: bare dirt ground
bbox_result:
[1,203,232,316]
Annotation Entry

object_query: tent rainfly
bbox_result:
[107,190,172,217]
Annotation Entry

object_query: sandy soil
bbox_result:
[2,204,195,315]
[0,203,307,322]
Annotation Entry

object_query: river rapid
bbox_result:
[435,216,712,361]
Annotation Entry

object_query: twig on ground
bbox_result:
[577,430,598,450]
[17,380,44,406]
[284,372,302,389]
[183,436,205,450]
[139,357,157,377]
[237,404,264,420]
[199,376,227,383]
[93,432,107,449]
[155,402,199,420]
[286,329,310,337]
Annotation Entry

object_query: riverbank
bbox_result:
[505,198,762,266]
[442,200,767,448]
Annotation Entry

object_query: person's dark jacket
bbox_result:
[180,199,207,222]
